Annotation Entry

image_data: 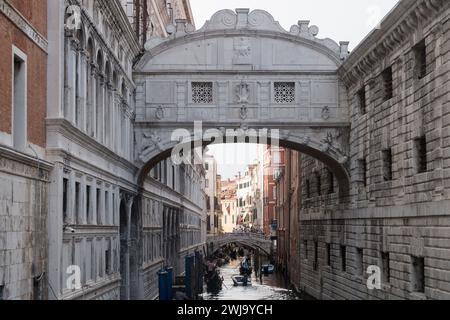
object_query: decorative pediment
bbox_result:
[142,8,346,57]
[198,9,285,33]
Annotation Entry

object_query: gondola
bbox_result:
[231,275,252,286]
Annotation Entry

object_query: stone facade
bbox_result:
[264,146,285,237]
[120,0,194,46]
[46,0,141,300]
[204,154,220,235]
[4,0,450,301]
[297,0,450,300]
[220,179,238,233]
[274,149,302,287]
[44,0,204,301]
[0,0,52,300]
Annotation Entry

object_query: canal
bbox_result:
[202,258,302,300]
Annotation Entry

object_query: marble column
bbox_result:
[65,38,77,122]
[79,50,88,132]
[90,64,98,138]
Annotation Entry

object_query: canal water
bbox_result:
[202,258,301,300]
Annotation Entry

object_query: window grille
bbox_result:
[274,82,295,103]
[192,82,213,104]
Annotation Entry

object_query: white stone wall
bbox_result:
[0,151,51,300]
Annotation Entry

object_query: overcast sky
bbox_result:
[207,144,260,180]
[192,0,400,180]
[190,0,399,50]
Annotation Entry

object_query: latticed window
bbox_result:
[274,82,295,103]
[192,82,213,104]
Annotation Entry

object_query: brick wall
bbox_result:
[0,0,49,300]
[0,0,47,147]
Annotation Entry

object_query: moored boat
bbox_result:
[231,275,252,287]
[261,264,275,275]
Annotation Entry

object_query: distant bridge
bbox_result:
[207,233,273,256]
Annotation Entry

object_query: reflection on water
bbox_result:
[203,259,301,301]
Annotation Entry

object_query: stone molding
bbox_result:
[0,145,53,181]
[0,0,48,52]
[46,118,138,175]
[339,0,447,86]
[140,9,349,68]
[301,199,450,221]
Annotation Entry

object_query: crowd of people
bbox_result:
[232,225,265,235]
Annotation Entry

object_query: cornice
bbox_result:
[339,0,447,86]
[107,0,141,54]
[0,144,54,172]
[69,0,139,89]
[137,29,343,70]
[46,118,138,174]
[47,149,139,193]
[142,178,205,213]
[1,0,48,52]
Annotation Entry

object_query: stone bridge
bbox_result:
[207,233,273,256]
[133,8,352,200]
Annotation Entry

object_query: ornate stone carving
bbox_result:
[289,20,341,54]
[166,19,195,38]
[233,37,252,65]
[247,10,285,32]
[139,132,164,162]
[155,106,165,120]
[199,9,237,31]
[199,8,285,33]
[321,106,330,120]
[240,105,248,120]
[320,131,348,160]
[301,136,311,146]
[236,82,250,104]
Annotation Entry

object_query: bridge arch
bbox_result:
[212,241,271,257]
[136,131,350,200]
[207,233,273,256]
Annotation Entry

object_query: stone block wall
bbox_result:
[298,0,450,300]
[0,154,50,300]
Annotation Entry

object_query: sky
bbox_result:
[207,144,260,180]
[191,0,400,180]
[190,0,400,50]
